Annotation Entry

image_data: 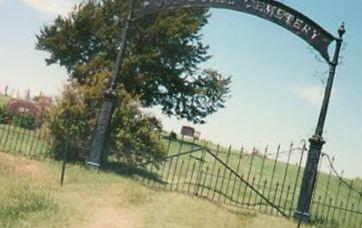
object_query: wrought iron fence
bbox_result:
[309,153,362,227]
[0,123,52,158]
[0,123,361,227]
[124,133,362,227]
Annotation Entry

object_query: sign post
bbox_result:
[294,23,345,222]
[86,0,136,169]
[141,0,335,62]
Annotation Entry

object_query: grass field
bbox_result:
[0,95,9,106]
[1,122,361,226]
[0,95,10,106]
[0,152,309,228]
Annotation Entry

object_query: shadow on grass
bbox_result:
[101,160,167,185]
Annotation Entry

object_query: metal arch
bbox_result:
[140,0,337,63]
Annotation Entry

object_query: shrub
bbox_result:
[12,112,36,129]
[0,106,37,129]
[0,106,10,124]
[47,66,166,165]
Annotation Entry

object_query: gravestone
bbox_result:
[7,99,43,124]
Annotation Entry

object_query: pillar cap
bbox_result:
[309,135,325,145]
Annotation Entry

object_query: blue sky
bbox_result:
[0,0,361,177]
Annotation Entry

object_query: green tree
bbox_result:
[47,62,165,164]
[36,0,231,124]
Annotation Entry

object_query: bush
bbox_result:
[0,106,37,129]
[47,66,166,165]
[12,113,36,129]
[0,106,11,124]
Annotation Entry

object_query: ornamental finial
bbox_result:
[338,22,346,39]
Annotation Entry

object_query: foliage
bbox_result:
[12,113,37,129]
[0,106,37,129]
[36,0,231,124]
[47,66,165,164]
[0,106,10,124]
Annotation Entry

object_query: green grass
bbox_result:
[0,152,307,227]
[0,95,9,106]
[1,127,361,226]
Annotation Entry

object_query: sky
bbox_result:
[0,0,361,177]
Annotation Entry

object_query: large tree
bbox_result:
[37,0,230,124]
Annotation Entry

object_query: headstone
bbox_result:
[181,126,195,137]
[25,89,31,100]
[4,85,8,96]
[7,99,42,126]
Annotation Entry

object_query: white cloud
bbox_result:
[0,0,6,5]
[289,84,325,107]
[19,0,78,16]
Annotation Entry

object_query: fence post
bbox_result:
[289,144,306,216]
[230,147,244,205]
[268,145,280,199]
[321,156,334,218]
[60,112,72,186]
[194,142,206,195]
[331,170,344,223]
[170,135,184,190]
[278,143,293,207]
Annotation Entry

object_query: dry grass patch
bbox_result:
[139,192,303,228]
[0,152,50,182]
[0,152,309,228]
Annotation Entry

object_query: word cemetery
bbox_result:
[142,0,336,61]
